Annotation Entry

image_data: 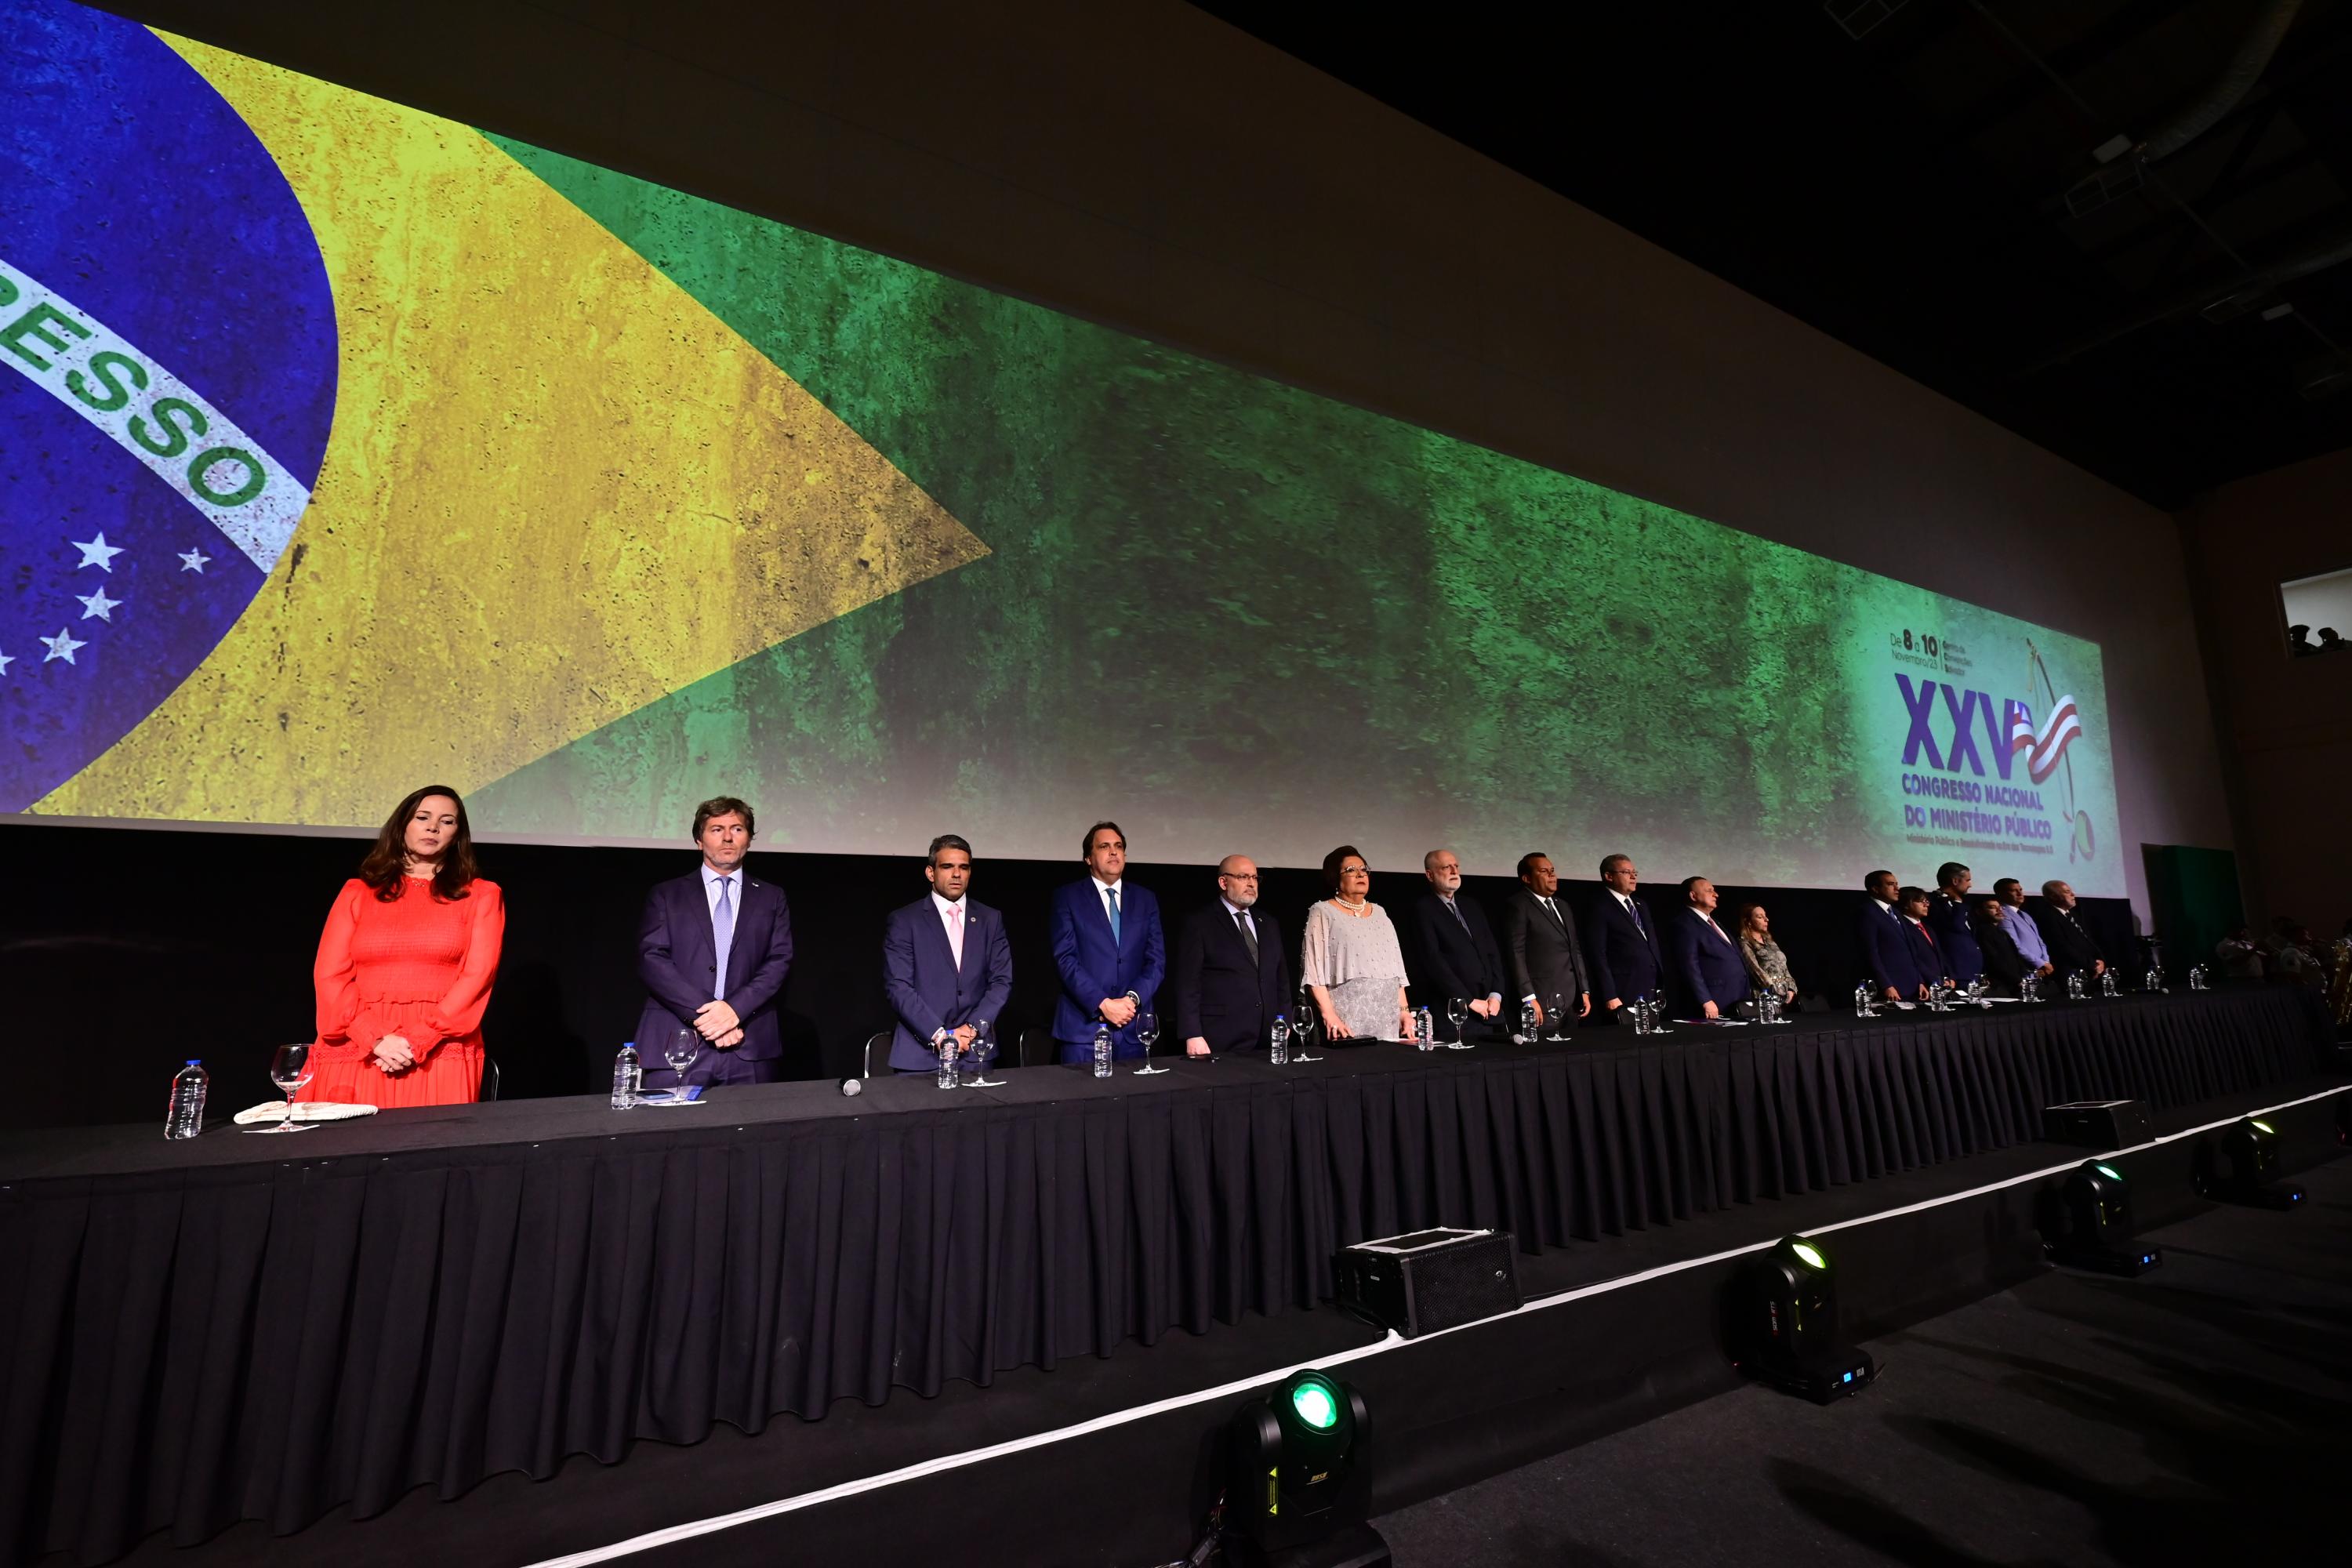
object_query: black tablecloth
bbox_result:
[0,989,2321,1563]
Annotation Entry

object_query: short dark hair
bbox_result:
[1993,877,2023,898]
[1864,869,1894,891]
[1975,895,2003,912]
[1936,861,1969,886]
[1322,844,1367,895]
[1517,851,1551,880]
[1896,884,1929,906]
[1680,876,1707,897]
[1599,853,1632,877]
[693,796,756,839]
[1082,820,1125,858]
[927,833,972,865]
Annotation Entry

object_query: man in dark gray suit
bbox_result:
[1501,851,1591,1030]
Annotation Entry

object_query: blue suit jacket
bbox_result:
[1582,891,1665,1006]
[1902,918,1952,991]
[636,869,793,1060]
[1667,907,1751,1015]
[882,896,1014,1073]
[1926,892,1984,985]
[1857,901,1918,996]
[1049,878,1166,1060]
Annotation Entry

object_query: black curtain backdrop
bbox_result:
[0,820,2144,1130]
[0,989,2321,1565]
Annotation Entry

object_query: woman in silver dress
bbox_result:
[1301,846,1415,1041]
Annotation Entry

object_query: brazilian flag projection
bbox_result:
[2,1,2122,894]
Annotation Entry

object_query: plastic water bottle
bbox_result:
[165,1060,208,1140]
[611,1042,642,1109]
[1853,982,1873,1018]
[1415,1005,1436,1052]
[1092,1022,1113,1079]
[1269,1014,1289,1065]
[937,1033,960,1090]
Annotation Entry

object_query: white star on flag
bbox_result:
[42,628,87,664]
[77,587,122,622]
[0,650,14,677]
[71,533,125,572]
[180,548,212,573]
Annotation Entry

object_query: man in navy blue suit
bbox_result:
[636,795,795,1090]
[1897,886,1953,993]
[1925,861,1984,986]
[1049,821,1167,1062]
[1857,868,1926,1003]
[881,834,1015,1073]
[1667,876,1751,1020]
[1583,852,1666,1025]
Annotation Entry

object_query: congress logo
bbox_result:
[2008,640,2095,865]
[1,0,336,812]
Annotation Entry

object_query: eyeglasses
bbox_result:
[1220,873,1259,882]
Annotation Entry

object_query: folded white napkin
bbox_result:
[233,1100,380,1125]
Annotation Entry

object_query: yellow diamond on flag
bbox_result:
[38,31,987,828]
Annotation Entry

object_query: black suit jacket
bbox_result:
[1501,887,1592,1007]
[1410,891,1509,1040]
[1583,889,1664,1007]
[1173,901,1291,1052]
[1973,915,2028,993]
[2029,898,2105,977]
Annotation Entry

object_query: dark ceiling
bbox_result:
[1195,0,2352,510]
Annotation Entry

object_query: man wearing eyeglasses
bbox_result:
[1175,855,1292,1055]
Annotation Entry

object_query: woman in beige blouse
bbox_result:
[1735,903,1800,1010]
[1301,846,1417,1041]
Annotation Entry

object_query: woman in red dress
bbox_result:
[304,784,504,1108]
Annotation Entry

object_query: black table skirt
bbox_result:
[0,989,2321,1563]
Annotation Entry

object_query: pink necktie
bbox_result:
[947,903,964,965]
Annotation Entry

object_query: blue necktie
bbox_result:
[713,876,735,993]
[1106,884,1122,946]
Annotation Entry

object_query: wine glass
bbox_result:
[1544,993,1570,1041]
[1132,1010,1167,1074]
[662,1027,700,1103]
[1446,997,1468,1046]
[249,1043,315,1134]
[964,1018,1006,1087]
[1291,1006,1324,1062]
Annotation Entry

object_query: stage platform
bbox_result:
[3,990,2336,1566]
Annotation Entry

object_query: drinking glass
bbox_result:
[1543,993,1570,1042]
[662,1027,700,1103]
[1291,1007,1324,1062]
[249,1043,314,1134]
[1132,1010,1167,1074]
[964,1018,1006,1087]
[1446,997,1468,1046]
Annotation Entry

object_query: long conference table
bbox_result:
[0,988,2325,1564]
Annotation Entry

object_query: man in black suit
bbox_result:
[1175,855,1292,1055]
[1970,895,2029,996]
[1502,851,1592,1030]
[1410,848,1509,1042]
[2030,879,2108,982]
[1583,851,1665,1024]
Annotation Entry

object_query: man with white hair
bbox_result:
[1174,854,1292,1055]
[1410,849,1509,1042]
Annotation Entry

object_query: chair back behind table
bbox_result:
[479,1055,500,1102]
[862,1030,891,1080]
[1018,1027,1062,1068]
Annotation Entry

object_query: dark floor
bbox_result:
[1370,1152,2352,1568]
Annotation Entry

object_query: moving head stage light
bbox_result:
[2044,1159,2161,1275]
[1225,1370,1385,1568]
[1731,1234,1876,1403]
[2202,1116,2306,1210]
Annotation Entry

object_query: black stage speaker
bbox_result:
[2042,1098,2151,1149]
[1334,1229,1520,1338]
